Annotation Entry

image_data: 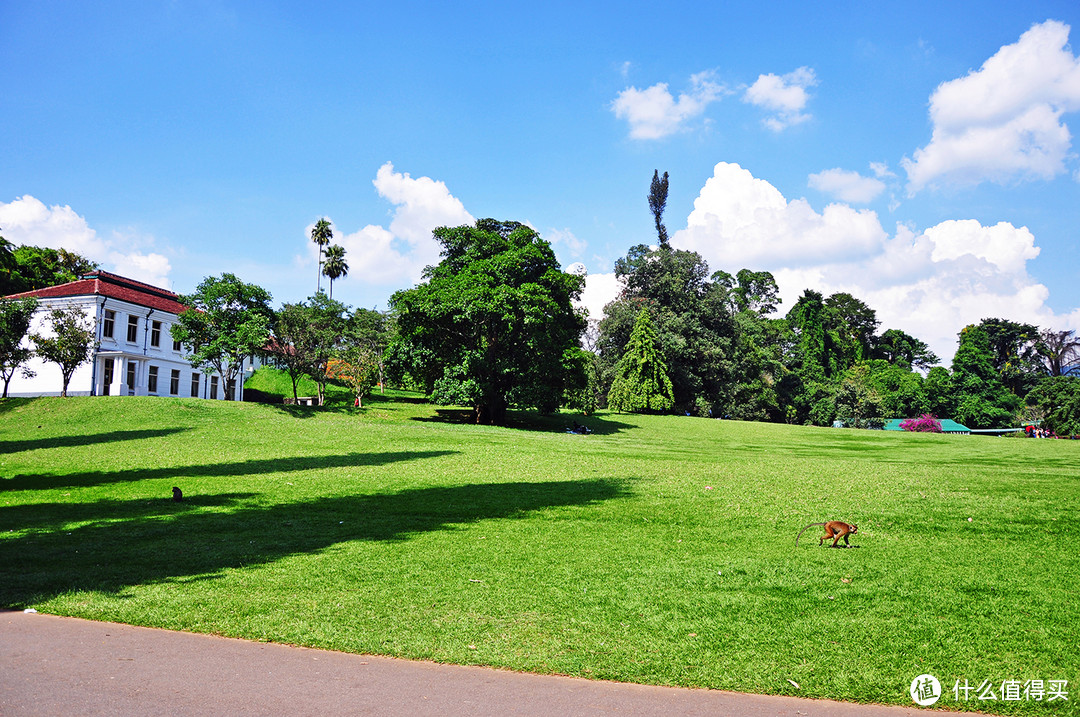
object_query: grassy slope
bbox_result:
[1,392,1077,714]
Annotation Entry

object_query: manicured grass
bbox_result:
[2,389,1077,715]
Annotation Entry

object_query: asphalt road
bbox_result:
[1,610,968,716]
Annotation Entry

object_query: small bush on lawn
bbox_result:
[899,413,942,432]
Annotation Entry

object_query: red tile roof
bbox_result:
[3,270,188,315]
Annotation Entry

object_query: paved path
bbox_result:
[1,610,965,716]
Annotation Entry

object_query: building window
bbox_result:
[127,315,139,342]
[190,372,200,398]
[210,376,219,400]
[148,365,159,393]
[173,338,182,352]
[151,321,161,347]
[126,360,137,393]
[102,358,114,395]
[170,369,180,395]
[103,310,115,339]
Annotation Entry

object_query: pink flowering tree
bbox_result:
[899,414,943,433]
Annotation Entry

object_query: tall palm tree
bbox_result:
[322,244,349,300]
[310,218,333,293]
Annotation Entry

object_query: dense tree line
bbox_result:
[0,240,98,296]
[592,240,1079,434]
[4,208,1078,436]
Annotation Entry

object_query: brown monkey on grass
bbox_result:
[796,521,857,547]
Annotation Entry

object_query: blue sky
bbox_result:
[2,1,1079,363]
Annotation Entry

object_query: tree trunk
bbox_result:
[475,393,507,425]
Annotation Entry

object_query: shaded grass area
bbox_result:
[1,394,1078,715]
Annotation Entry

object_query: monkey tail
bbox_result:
[795,523,825,547]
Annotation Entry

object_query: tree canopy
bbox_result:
[1026,376,1080,436]
[607,308,675,413]
[0,244,98,296]
[390,219,586,425]
[268,293,347,405]
[172,274,273,400]
[30,304,97,397]
[0,297,39,397]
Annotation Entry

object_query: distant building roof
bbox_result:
[3,270,187,315]
[884,418,971,434]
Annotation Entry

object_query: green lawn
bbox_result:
[1,388,1077,715]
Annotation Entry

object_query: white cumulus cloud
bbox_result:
[0,195,173,288]
[308,163,475,292]
[808,168,887,204]
[576,271,623,323]
[742,67,817,131]
[546,227,588,262]
[612,71,726,139]
[903,20,1080,193]
[674,162,886,269]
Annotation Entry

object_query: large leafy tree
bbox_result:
[874,328,939,370]
[268,294,347,405]
[844,360,926,418]
[0,297,39,397]
[1025,376,1080,436]
[824,292,879,369]
[334,342,380,408]
[710,268,788,420]
[786,289,832,382]
[607,308,674,413]
[390,219,586,425]
[171,274,274,400]
[833,365,886,428]
[951,323,1018,428]
[923,366,955,418]
[321,244,348,299]
[726,269,782,315]
[346,308,391,394]
[1037,328,1080,377]
[977,318,1042,396]
[30,304,97,397]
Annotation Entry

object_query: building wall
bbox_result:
[8,296,238,400]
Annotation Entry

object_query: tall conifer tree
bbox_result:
[607,308,674,413]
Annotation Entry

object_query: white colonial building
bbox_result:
[5,271,240,400]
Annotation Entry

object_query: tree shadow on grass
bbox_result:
[412,409,636,436]
[0,478,630,607]
[0,428,192,454]
[0,450,458,492]
[0,397,37,415]
[0,493,257,534]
